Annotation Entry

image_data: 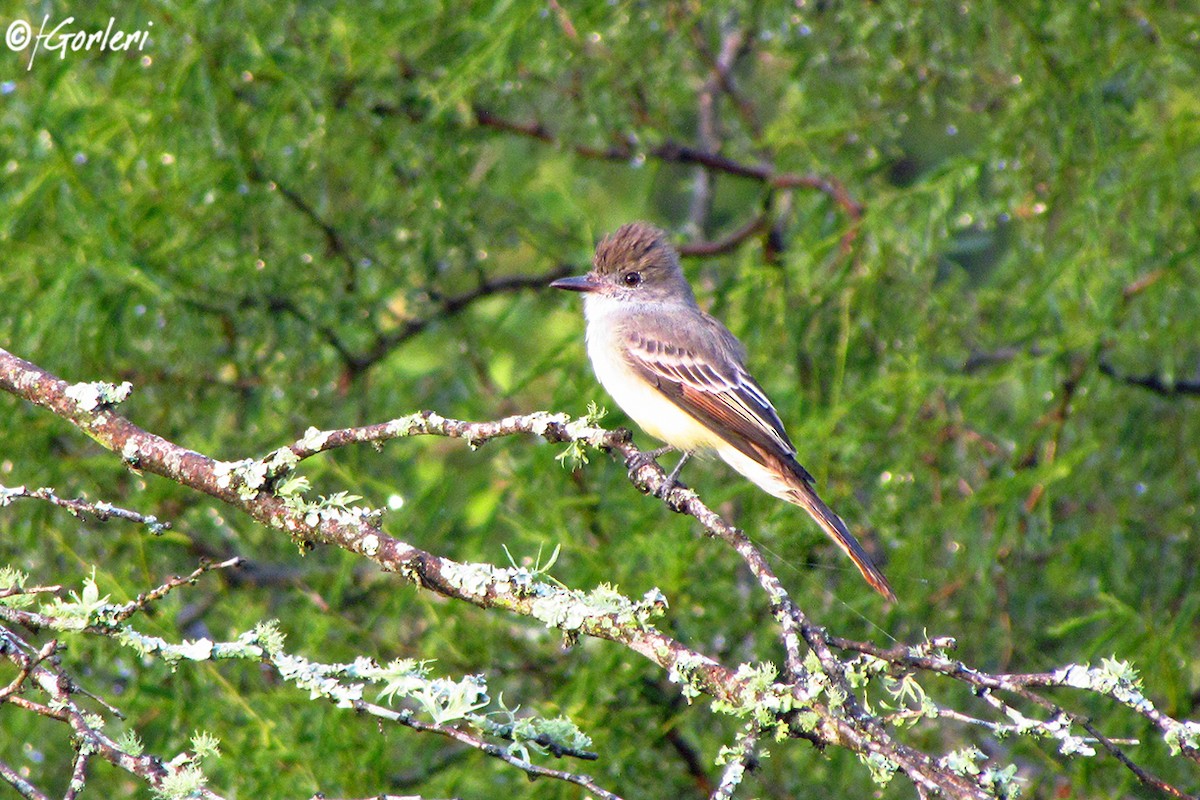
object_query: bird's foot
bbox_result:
[625,446,675,484]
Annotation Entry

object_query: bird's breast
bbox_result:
[583,308,723,451]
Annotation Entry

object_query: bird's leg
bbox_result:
[658,451,692,497]
[625,445,676,479]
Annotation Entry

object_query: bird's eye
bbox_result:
[623,272,642,287]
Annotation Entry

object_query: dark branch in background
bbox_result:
[462,103,863,217]
[678,213,770,257]
[359,265,572,370]
[368,84,863,253]
[1094,267,1200,398]
[1098,359,1200,398]
[3,347,1197,800]
[691,22,762,139]
[180,264,573,380]
[686,21,753,235]
[247,165,374,293]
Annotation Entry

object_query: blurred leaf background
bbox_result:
[1,1,1198,796]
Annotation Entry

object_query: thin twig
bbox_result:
[0,485,169,533]
[1098,360,1200,398]
[353,699,621,800]
[0,758,49,800]
[108,558,243,624]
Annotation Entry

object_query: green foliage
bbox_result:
[2,0,1198,797]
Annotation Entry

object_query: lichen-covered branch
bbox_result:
[0,625,228,800]
[2,345,1197,799]
[0,485,170,533]
[1,564,616,799]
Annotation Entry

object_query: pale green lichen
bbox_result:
[117,626,266,665]
[711,723,765,796]
[0,485,24,507]
[862,751,899,787]
[524,580,667,631]
[42,570,111,630]
[376,659,433,703]
[473,706,592,763]
[1164,720,1200,756]
[0,566,35,609]
[296,426,332,451]
[412,674,490,724]
[384,413,426,437]
[710,662,801,733]
[883,671,938,722]
[212,458,268,501]
[152,762,207,800]
[939,746,985,776]
[556,404,609,466]
[115,730,145,757]
[1057,658,1196,759]
[263,446,300,476]
[274,652,365,708]
[979,763,1022,798]
[285,490,381,530]
[275,474,311,499]
[65,380,132,412]
[190,731,221,761]
[530,591,589,630]
[527,411,569,438]
[668,651,714,703]
[442,560,498,598]
[251,620,286,654]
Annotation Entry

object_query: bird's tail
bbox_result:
[740,447,896,602]
[782,474,896,602]
[716,442,897,601]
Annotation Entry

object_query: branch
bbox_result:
[1098,359,1200,398]
[250,167,371,293]
[361,264,573,369]
[3,346,1197,799]
[0,347,982,796]
[0,485,170,533]
[828,635,1200,796]
[3,568,617,799]
[352,699,617,798]
[0,626,227,799]
[372,99,862,233]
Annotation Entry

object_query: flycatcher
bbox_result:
[551,221,895,601]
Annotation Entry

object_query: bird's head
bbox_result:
[551,222,696,306]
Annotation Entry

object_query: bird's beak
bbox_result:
[550,274,602,293]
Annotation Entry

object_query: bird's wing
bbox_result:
[622,323,811,481]
[622,316,894,601]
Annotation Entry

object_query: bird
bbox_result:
[551,221,895,601]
